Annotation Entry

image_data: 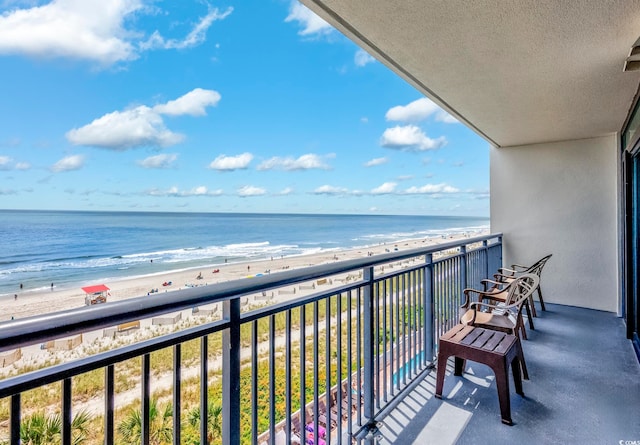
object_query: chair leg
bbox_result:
[537,287,546,311]
[528,294,538,318]
[524,299,535,330]
[517,314,528,340]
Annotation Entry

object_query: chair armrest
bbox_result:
[510,264,529,272]
[497,267,517,276]
[483,278,507,288]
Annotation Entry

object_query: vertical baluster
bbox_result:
[10,393,20,445]
[363,266,375,432]
[373,278,380,409]
[173,344,181,445]
[425,253,434,364]
[269,315,276,445]
[285,310,292,445]
[336,292,343,441]
[62,377,71,445]
[105,364,114,445]
[394,274,400,392]
[345,290,352,437]
[312,301,320,445]
[199,338,207,444]
[382,278,388,403]
[388,277,395,396]
[142,353,151,445]
[251,321,258,445]
[299,304,306,439]
[356,287,362,426]
[325,296,331,445]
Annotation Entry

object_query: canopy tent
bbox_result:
[81,284,110,294]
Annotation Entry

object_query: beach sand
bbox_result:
[2,231,487,323]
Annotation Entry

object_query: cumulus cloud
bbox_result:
[354,48,375,67]
[137,153,178,169]
[140,7,232,50]
[285,1,332,36]
[386,98,440,122]
[386,97,460,125]
[257,153,331,171]
[67,106,184,150]
[237,185,266,197]
[371,182,397,194]
[209,153,253,171]
[380,125,446,151]
[66,88,219,150]
[404,183,459,194]
[15,161,31,170]
[147,185,223,197]
[152,88,221,116]
[51,154,85,172]
[364,157,388,167]
[312,185,349,195]
[0,1,231,66]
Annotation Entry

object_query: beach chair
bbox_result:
[492,254,552,315]
[460,274,539,342]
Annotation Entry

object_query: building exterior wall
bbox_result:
[490,135,619,312]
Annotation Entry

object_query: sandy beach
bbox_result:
[2,231,486,323]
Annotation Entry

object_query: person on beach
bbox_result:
[51,283,54,290]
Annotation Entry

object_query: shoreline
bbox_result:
[2,230,487,323]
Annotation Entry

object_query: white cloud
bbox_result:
[0,156,30,171]
[146,185,223,197]
[0,0,142,65]
[137,153,178,169]
[51,154,85,172]
[0,1,231,66]
[285,1,332,36]
[0,156,11,170]
[397,175,413,181]
[209,153,253,171]
[360,117,368,124]
[257,153,331,171]
[66,88,219,150]
[237,185,266,197]
[67,105,184,150]
[312,185,348,195]
[404,183,459,194]
[371,182,397,194]
[364,157,388,167]
[354,49,374,67]
[386,98,440,122]
[277,187,294,195]
[380,125,446,151]
[140,7,232,50]
[153,88,221,116]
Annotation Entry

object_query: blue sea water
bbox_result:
[0,210,488,298]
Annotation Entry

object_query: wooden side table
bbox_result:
[435,324,528,425]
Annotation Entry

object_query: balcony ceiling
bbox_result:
[301,0,640,148]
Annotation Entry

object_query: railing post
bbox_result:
[424,253,434,363]
[222,297,241,445]
[483,240,489,282]
[362,266,378,442]
[460,245,468,290]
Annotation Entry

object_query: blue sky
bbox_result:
[0,0,489,216]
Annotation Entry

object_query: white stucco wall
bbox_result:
[490,135,619,312]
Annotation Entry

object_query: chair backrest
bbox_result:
[504,273,540,307]
[520,254,552,277]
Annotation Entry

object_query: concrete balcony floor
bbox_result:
[377,304,640,444]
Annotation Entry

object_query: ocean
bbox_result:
[0,210,489,298]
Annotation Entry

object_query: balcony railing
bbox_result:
[0,233,502,445]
